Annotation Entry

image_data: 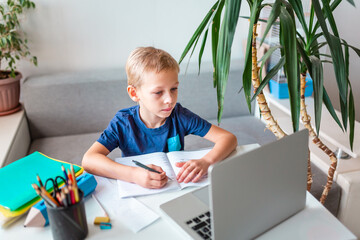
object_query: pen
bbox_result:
[132,160,162,174]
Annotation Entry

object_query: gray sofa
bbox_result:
[21,61,340,215]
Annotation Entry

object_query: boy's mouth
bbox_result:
[162,107,173,112]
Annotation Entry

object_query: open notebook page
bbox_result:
[115,152,180,198]
[167,148,211,189]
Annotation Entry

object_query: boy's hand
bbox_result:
[176,159,210,183]
[133,164,168,189]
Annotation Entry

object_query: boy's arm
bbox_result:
[176,125,237,183]
[82,142,168,189]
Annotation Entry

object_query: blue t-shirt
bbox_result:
[97,103,211,157]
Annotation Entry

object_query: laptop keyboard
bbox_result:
[185,211,212,240]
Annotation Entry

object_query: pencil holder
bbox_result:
[46,190,88,240]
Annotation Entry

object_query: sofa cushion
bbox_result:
[28,132,122,167]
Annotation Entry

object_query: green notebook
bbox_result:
[0,152,83,214]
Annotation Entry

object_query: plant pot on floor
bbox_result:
[0,72,22,116]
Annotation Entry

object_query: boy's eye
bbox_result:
[154,91,162,95]
[171,87,178,91]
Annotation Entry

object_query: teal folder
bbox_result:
[0,152,83,214]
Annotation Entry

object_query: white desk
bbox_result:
[0,188,356,240]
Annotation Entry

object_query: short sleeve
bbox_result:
[176,104,212,137]
[97,118,121,152]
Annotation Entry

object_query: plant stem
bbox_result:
[300,74,313,191]
[251,24,286,139]
[300,73,337,203]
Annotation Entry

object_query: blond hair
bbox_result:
[126,47,179,87]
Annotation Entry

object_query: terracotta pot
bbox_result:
[0,72,22,116]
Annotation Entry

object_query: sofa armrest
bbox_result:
[0,109,31,167]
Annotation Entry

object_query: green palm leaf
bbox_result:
[340,40,360,57]
[321,0,339,37]
[198,29,209,75]
[309,56,323,135]
[243,0,261,113]
[347,0,355,7]
[343,39,355,149]
[323,87,344,131]
[279,7,300,132]
[216,0,242,122]
[312,0,347,104]
[287,0,308,37]
[212,0,225,88]
[312,0,349,132]
[307,33,323,51]
[311,0,344,35]
[349,88,355,150]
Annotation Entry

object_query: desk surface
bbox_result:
[0,188,356,240]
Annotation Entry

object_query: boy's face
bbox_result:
[129,69,179,128]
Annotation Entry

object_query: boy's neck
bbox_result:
[138,106,167,128]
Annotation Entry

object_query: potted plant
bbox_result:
[180,0,359,204]
[0,0,37,116]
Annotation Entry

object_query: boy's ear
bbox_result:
[127,85,140,102]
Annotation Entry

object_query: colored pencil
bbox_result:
[67,169,73,182]
[71,165,79,203]
[36,174,44,188]
[68,184,75,205]
[61,165,68,183]
[70,164,80,202]
[70,164,76,182]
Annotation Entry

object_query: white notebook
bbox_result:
[115,149,211,198]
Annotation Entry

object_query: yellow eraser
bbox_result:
[94,216,110,225]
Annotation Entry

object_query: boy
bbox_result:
[82,47,237,189]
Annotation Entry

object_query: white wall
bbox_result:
[323,2,360,122]
[17,1,359,121]
[18,0,250,77]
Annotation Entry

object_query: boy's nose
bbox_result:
[164,92,176,104]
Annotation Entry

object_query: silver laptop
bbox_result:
[160,129,309,240]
